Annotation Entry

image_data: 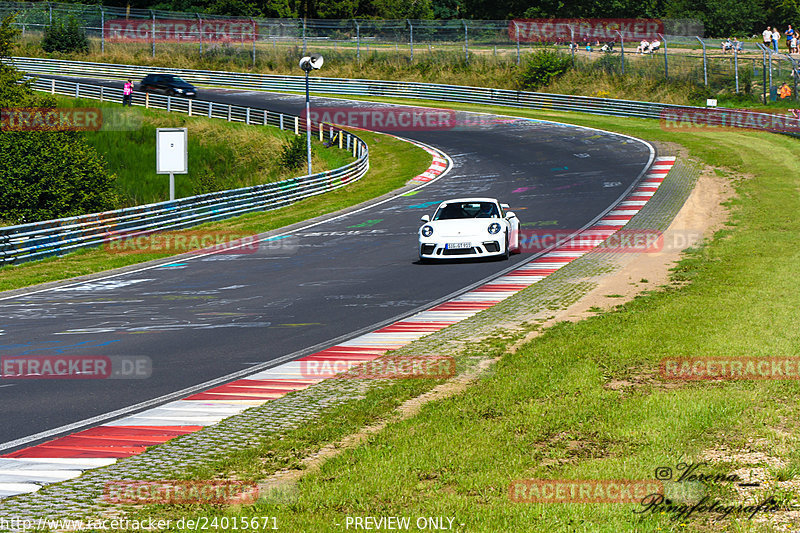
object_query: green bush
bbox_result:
[0,14,118,224]
[515,49,572,91]
[41,16,89,54]
[0,131,120,223]
[278,133,308,170]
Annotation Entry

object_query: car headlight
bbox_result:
[421,225,434,237]
[488,223,501,234]
[175,88,184,93]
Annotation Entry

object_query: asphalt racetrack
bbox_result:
[0,76,654,451]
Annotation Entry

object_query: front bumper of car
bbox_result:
[419,239,505,259]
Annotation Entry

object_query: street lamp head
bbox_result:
[300,53,324,72]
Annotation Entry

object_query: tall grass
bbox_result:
[58,96,353,206]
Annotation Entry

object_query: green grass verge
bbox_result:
[55,96,353,206]
[117,103,800,532]
[0,129,430,292]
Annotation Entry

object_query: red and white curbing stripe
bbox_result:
[409,145,449,183]
[0,157,676,499]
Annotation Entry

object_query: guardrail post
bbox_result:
[246,107,250,125]
[100,86,103,101]
[319,123,323,141]
[208,101,212,117]
[695,36,707,86]
[188,98,192,116]
[279,113,284,130]
[658,33,667,79]
[146,92,150,108]
[339,131,343,148]
[228,104,232,121]
[75,83,79,98]
[167,95,171,112]
[294,116,299,135]
[151,11,156,57]
[263,110,268,125]
[51,79,55,94]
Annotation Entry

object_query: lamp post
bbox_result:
[299,53,323,175]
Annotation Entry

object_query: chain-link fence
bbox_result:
[2,1,799,101]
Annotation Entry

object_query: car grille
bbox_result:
[442,247,477,256]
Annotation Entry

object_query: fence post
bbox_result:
[760,45,767,104]
[228,104,232,121]
[246,107,250,125]
[208,101,212,117]
[734,44,739,93]
[355,20,360,62]
[48,3,52,26]
[188,98,192,116]
[75,83,79,98]
[302,18,307,55]
[658,33,667,79]
[464,20,468,63]
[568,25,575,64]
[514,21,520,65]
[251,18,256,67]
[616,30,624,74]
[151,11,156,58]
[51,79,54,94]
[100,86,103,101]
[167,95,171,112]
[409,20,413,61]
[100,7,104,53]
[695,36,707,86]
[197,14,203,56]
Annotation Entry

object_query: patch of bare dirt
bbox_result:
[510,163,735,353]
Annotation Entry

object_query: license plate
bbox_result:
[446,242,471,249]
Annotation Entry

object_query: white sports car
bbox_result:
[418,198,520,262]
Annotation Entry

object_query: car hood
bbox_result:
[424,219,503,238]
[172,82,196,90]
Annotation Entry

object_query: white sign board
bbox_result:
[706,99,718,107]
[156,128,188,174]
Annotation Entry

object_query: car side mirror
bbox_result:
[420,215,430,223]
[500,203,510,210]
[505,211,517,219]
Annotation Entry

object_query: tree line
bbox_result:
[38,0,800,37]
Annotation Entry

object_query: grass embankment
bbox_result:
[0,129,430,292]
[15,37,792,107]
[124,104,800,532]
[55,96,352,206]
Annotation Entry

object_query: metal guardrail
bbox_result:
[0,75,369,265]
[11,55,680,119]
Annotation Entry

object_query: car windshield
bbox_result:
[433,202,500,220]
[165,76,186,83]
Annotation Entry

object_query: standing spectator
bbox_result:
[764,26,773,47]
[773,27,781,52]
[122,79,133,107]
[792,33,798,54]
[786,25,796,51]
